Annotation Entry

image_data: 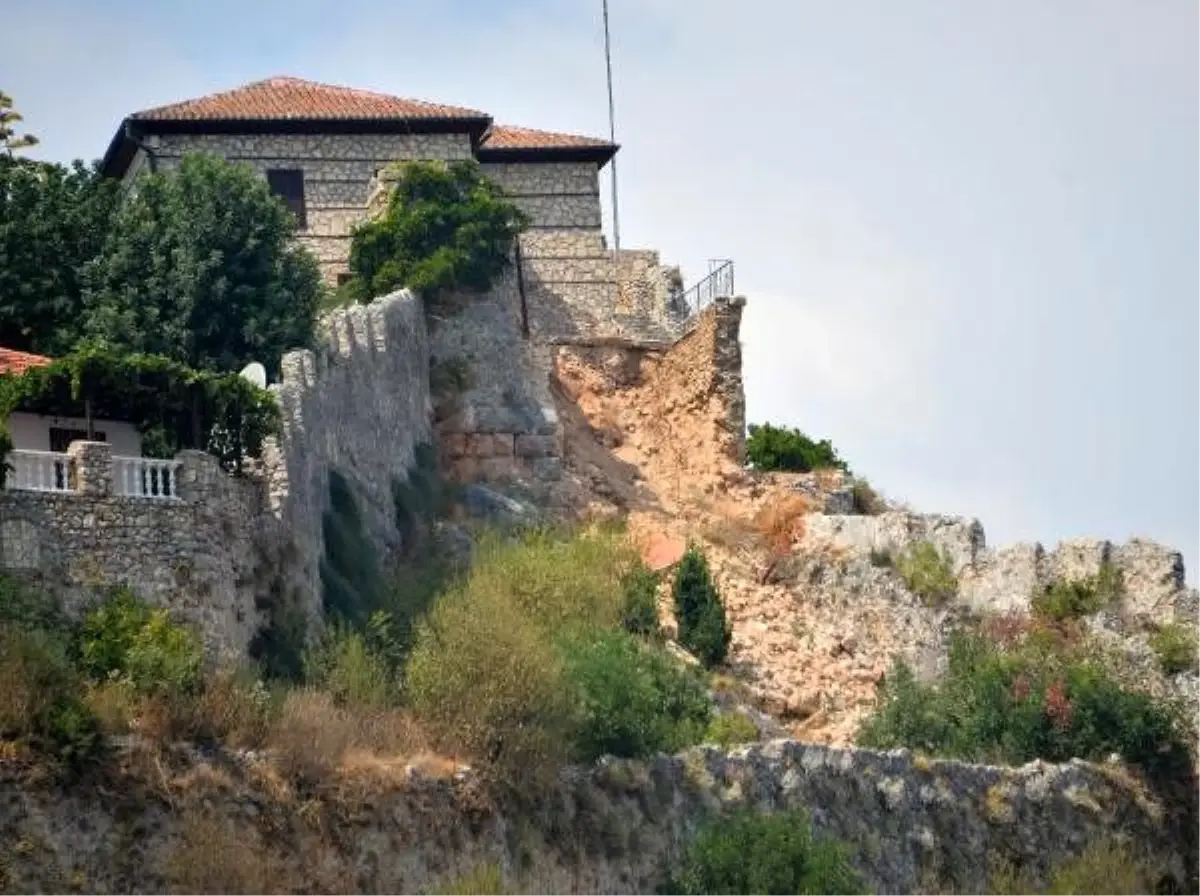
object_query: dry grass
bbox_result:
[164,812,283,894]
[989,838,1167,895]
[752,492,814,556]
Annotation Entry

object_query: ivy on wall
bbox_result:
[0,345,281,475]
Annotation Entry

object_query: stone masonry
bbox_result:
[0,445,264,661]
[0,740,1188,894]
[258,288,433,626]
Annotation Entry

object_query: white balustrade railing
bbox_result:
[112,456,182,500]
[4,450,72,493]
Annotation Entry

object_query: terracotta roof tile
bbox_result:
[481,124,614,151]
[0,348,52,376]
[130,76,489,123]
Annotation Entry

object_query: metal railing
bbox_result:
[677,259,735,317]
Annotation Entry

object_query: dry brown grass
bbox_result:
[753,492,814,556]
[266,689,429,787]
[165,812,284,895]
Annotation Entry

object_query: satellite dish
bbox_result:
[239,362,267,389]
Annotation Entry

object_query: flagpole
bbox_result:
[602,0,620,255]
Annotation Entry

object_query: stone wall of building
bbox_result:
[142,132,473,284]
[0,444,265,660]
[259,288,432,623]
[0,740,1188,894]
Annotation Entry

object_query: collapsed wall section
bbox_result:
[260,288,432,624]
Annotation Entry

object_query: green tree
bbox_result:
[0,90,38,155]
[672,545,731,667]
[83,153,323,373]
[0,157,120,354]
[345,159,528,303]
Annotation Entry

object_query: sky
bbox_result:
[4,0,1197,580]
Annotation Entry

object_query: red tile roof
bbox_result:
[480,124,614,152]
[130,76,489,123]
[0,348,52,376]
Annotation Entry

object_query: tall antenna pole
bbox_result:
[602,0,620,254]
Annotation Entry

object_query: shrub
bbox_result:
[346,159,529,303]
[619,560,662,639]
[304,623,397,710]
[1148,622,1198,676]
[667,809,865,895]
[850,478,886,515]
[673,545,731,668]
[0,574,73,638]
[857,632,1193,788]
[752,493,813,555]
[1032,562,1124,622]
[895,541,958,606]
[77,586,203,697]
[464,527,638,634]
[181,669,275,749]
[560,628,710,761]
[990,838,1167,895]
[745,423,850,474]
[403,575,576,784]
[705,712,760,748]
[165,812,281,895]
[0,626,107,774]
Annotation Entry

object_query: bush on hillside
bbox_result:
[304,623,398,710]
[1148,622,1199,676]
[0,625,107,774]
[857,631,1193,788]
[673,545,731,667]
[704,712,760,748]
[745,423,850,474]
[77,586,203,697]
[345,159,529,304]
[990,838,1170,895]
[1031,562,1124,622]
[667,809,865,895]
[619,559,662,639]
[559,628,710,761]
[895,541,958,606]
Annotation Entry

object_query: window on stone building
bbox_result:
[337,272,354,287]
[266,169,307,229]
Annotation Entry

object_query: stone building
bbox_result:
[99,75,621,287]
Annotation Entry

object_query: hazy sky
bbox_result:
[5,0,1197,579]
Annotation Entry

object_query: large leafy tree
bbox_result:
[346,159,528,303]
[84,152,323,372]
[0,156,120,354]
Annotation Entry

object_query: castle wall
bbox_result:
[259,288,433,623]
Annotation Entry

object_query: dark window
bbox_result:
[336,272,354,287]
[49,427,106,453]
[266,169,307,228]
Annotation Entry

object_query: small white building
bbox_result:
[0,347,143,456]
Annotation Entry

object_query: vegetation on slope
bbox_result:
[857,627,1194,791]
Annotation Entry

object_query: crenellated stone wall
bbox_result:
[259,288,432,623]
[0,446,266,661]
